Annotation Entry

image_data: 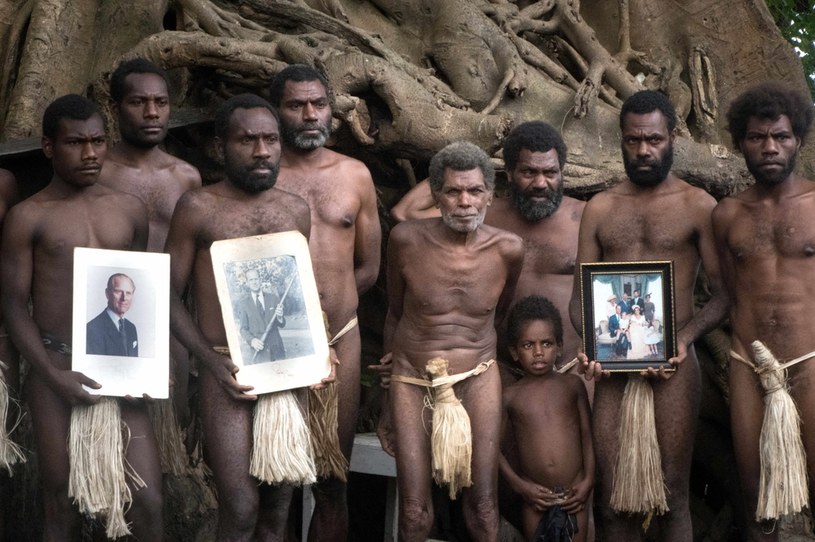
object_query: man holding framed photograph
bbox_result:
[569,90,728,541]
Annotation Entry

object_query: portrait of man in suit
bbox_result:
[86,273,139,357]
[237,268,286,364]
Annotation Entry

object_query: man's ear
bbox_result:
[214,138,225,162]
[42,137,53,159]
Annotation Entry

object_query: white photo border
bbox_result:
[72,247,170,398]
[211,231,330,395]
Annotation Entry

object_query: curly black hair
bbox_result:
[269,64,331,108]
[619,90,677,133]
[726,81,814,148]
[213,94,278,139]
[503,121,568,171]
[42,94,101,140]
[506,295,563,347]
[109,58,169,104]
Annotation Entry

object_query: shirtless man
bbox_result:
[568,90,728,541]
[0,94,160,541]
[386,141,523,541]
[390,122,585,367]
[100,58,202,420]
[270,64,381,541]
[712,82,815,541]
[488,122,585,368]
[165,93,312,541]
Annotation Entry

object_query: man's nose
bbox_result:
[636,140,651,157]
[81,142,97,160]
[762,136,780,154]
[254,139,271,158]
[303,102,317,121]
[144,100,159,118]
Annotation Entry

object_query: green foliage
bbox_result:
[766,0,815,98]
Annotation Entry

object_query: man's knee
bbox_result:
[219,490,260,533]
[463,492,498,534]
[399,496,433,538]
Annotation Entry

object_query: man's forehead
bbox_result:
[442,168,487,187]
[621,110,669,133]
[109,277,134,290]
[227,107,278,133]
[745,114,794,133]
[123,72,168,97]
[516,147,559,166]
[282,79,328,101]
[56,115,105,138]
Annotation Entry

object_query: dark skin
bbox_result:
[712,114,815,541]
[384,167,523,542]
[0,115,160,542]
[166,106,334,542]
[487,149,586,373]
[388,150,586,374]
[500,319,593,541]
[100,71,202,425]
[274,78,381,542]
[568,110,728,541]
[0,168,18,540]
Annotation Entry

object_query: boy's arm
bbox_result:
[561,378,594,513]
[0,208,100,405]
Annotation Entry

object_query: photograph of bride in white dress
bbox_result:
[588,270,669,365]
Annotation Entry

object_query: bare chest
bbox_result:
[401,247,508,312]
[36,204,136,259]
[198,201,304,245]
[727,212,815,262]
[278,176,359,232]
[595,210,693,260]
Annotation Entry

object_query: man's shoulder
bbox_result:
[87,310,108,326]
[480,222,523,245]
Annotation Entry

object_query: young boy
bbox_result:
[500,296,593,541]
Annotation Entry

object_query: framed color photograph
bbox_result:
[210,230,330,395]
[579,261,675,371]
[72,248,170,398]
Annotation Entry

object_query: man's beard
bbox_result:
[281,119,331,151]
[510,182,563,221]
[624,144,674,187]
[441,209,486,233]
[746,153,796,187]
[225,155,279,193]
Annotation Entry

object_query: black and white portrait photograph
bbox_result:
[211,231,330,394]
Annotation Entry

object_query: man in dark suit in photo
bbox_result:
[86,273,139,357]
[617,292,632,315]
[630,289,646,312]
[238,268,286,364]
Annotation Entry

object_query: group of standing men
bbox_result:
[388,83,815,542]
[0,50,813,542]
[0,59,380,542]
